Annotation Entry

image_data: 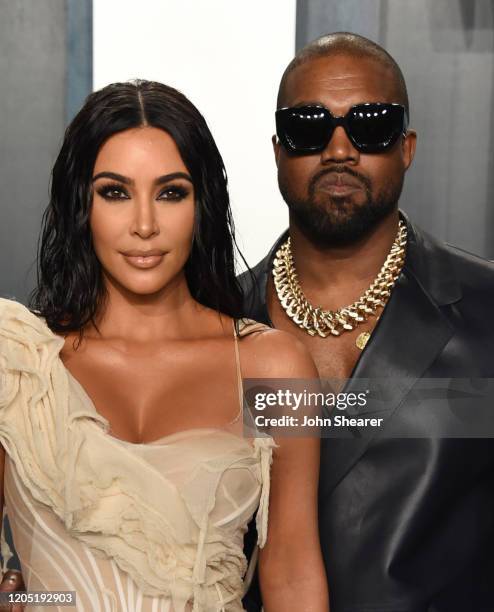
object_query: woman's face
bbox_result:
[90,126,195,297]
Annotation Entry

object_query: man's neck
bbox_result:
[287,209,400,310]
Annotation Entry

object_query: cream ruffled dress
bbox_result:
[0,298,276,612]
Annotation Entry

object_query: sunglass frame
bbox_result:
[275,102,408,154]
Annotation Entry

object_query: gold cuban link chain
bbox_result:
[272,220,407,341]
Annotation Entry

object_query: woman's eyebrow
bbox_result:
[92,171,132,184]
[91,171,192,185]
[154,172,192,185]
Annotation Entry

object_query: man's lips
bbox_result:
[316,172,364,195]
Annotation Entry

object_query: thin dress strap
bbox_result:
[231,318,243,425]
[229,318,271,426]
[231,320,275,596]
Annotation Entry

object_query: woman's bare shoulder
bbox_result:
[238,322,318,379]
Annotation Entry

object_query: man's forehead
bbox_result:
[283,55,397,106]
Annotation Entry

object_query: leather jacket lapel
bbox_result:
[240,213,464,494]
[320,223,459,494]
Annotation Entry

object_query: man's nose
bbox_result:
[320,126,359,164]
[131,198,160,238]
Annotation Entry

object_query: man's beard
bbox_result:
[279,165,404,247]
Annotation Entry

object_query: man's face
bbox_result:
[274,54,416,246]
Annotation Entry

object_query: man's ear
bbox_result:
[402,129,417,171]
[272,134,281,167]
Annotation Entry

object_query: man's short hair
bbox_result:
[277,32,409,118]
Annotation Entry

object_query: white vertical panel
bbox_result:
[93,0,296,267]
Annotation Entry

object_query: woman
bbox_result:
[0,80,328,611]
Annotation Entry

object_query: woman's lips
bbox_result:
[121,250,166,269]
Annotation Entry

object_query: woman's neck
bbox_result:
[88,271,205,342]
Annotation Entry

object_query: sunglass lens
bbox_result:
[278,107,332,151]
[348,105,404,151]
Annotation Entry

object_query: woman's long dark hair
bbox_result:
[30,80,247,332]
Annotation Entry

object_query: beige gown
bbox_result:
[0,298,275,612]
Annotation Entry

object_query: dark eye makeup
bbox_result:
[95,182,130,200]
[157,185,190,201]
[94,182,191,202]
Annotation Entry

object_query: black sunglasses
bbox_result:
[275,102,408,154]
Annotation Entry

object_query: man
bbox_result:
[240,32,494,612]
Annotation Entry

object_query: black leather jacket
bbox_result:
[239,212,494,612]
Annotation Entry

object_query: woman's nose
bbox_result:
[130,198,160,238]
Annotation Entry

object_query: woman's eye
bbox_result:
[157,186,189,201]
[96,184,129,200]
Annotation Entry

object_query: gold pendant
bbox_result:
[356,331,371,351]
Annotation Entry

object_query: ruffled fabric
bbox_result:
[0,298,276,611]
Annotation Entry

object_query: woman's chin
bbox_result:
[106,271,186,299]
